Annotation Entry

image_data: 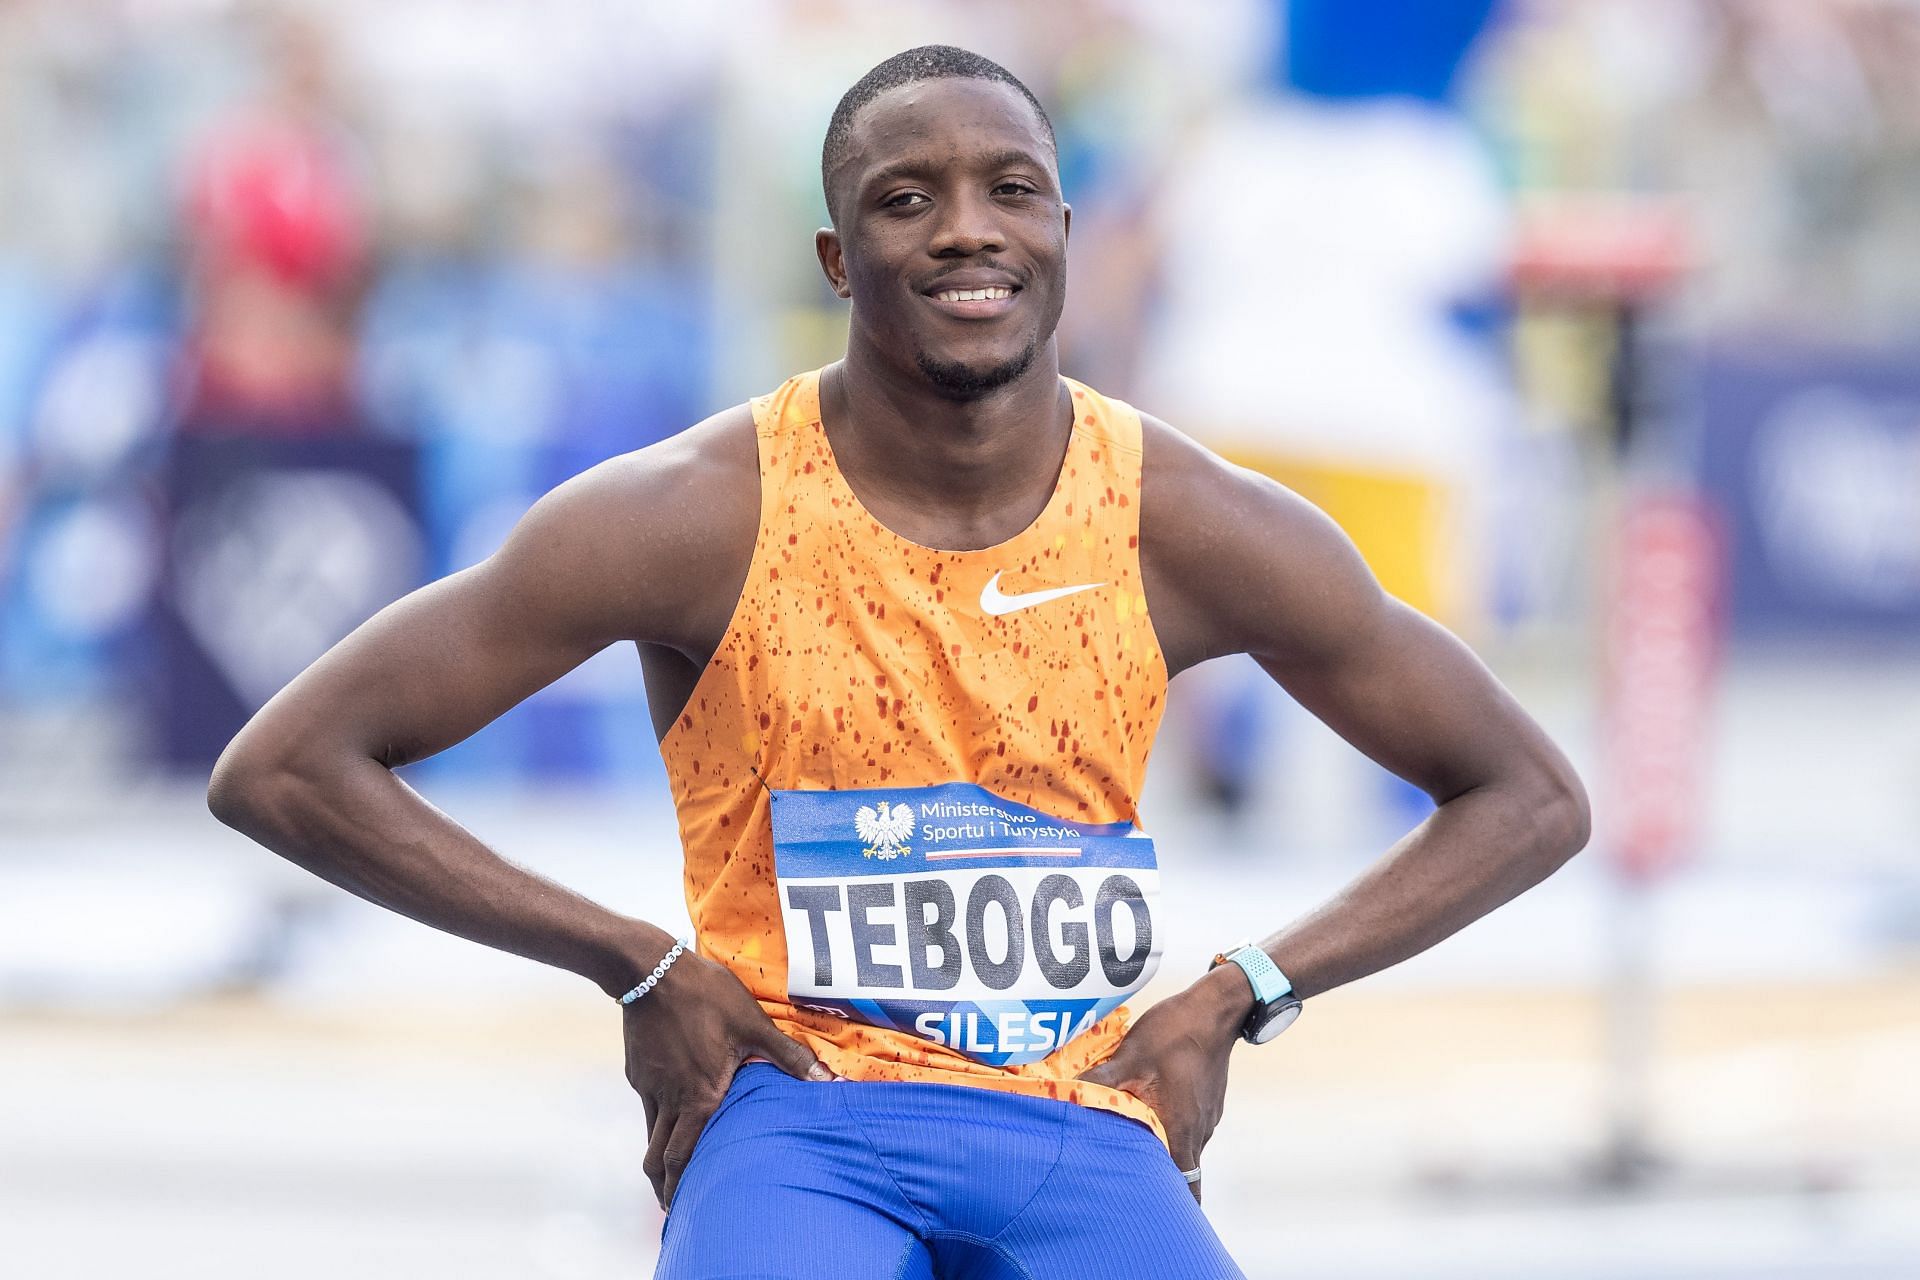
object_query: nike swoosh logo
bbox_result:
[979,571,1105,617]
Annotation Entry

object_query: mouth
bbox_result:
[921,278,1023,319]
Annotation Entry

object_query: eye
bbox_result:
[883,191,929,208]
[994,181,1037,197]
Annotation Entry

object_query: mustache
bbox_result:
[919,261,1029,288]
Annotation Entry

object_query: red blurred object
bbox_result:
[178,111,367,433]
[185,118,366,289]
[1509,196,1691,303]
[173,14,368,434]
[1601,492,1724,883]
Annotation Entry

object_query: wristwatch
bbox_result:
[1210,941,1303,1044]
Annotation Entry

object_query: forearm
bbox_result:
[1256,775,1588,1001]
[208,748,670,998]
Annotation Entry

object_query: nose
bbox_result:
[927,188,1005,258]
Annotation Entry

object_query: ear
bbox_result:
[1063,202,1072,244]
[815,227,852,299]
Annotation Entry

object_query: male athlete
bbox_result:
[210,46,1589,1279]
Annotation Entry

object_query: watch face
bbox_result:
[1247,999,1303,1045]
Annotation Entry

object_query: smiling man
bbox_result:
[209,45,1588,1280]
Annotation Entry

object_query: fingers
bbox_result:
[659,1107,716,1209]
[1169,1136,1204,1205]
[759,1027,834,1083]
[1073,1044,1134,1088]
[1074,1059,1118,1087]
[641,1099,714,1207]
[641,1096,673,1206]
[642,1077,736,1208]
[1073,1034,1156,1090]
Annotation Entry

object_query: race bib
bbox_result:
[770,782,1160,1066]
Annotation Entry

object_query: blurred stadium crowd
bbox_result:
[3,0,1918,806]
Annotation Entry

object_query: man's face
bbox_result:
[819,78,1069,400]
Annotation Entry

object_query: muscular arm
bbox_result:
[1140,415,1591,1008]
[210,406,830,1207]
[1084,417,1589,1191]
[206,407,759,997]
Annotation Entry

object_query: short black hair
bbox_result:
[821,45,1056,223]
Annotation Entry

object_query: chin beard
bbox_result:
[914,337,1041,402]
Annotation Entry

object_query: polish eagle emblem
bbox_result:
[854,802,915,860]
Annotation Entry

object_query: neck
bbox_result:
[824,332,1070,543]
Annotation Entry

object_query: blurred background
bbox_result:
[2,0,1917,1276]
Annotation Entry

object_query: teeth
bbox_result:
[934,287,1014,302]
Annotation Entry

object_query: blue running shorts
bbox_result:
[655,1062,1245,1279]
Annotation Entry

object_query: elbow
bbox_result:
[207,726,307,834]
[209,718,370,839]
[1528,757,1592,877]
[207,736,267,831]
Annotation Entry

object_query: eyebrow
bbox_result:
[862,147,1054,192]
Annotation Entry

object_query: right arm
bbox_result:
[207,407,827,1206]
[207,420,733,996]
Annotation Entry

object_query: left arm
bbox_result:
[1079,417,1590,1193]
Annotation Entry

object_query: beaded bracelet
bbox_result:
[617,937,692,1006]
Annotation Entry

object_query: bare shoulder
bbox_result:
[485,401,760,654]
[1136,411,1384,676]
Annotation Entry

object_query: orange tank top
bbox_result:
[660,368,1171,1140]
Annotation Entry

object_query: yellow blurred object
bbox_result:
[1223,451,1459,624]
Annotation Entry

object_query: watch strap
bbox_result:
[1217,942,1293,1005]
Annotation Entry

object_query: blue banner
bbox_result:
[1695,344,1920,641]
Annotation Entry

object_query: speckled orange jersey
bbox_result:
[660,368,1170,1141]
